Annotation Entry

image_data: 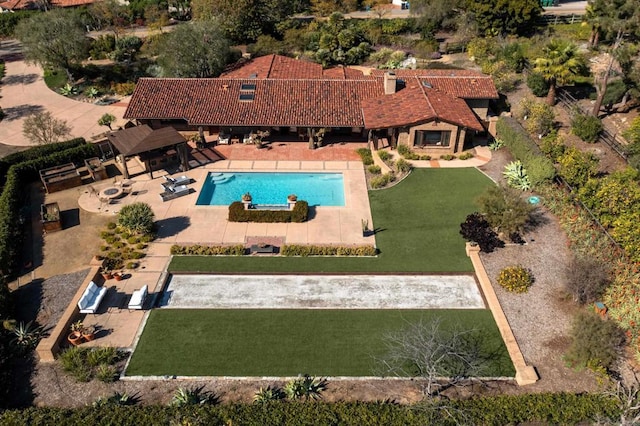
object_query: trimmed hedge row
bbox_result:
[496,116,556,187]
[170,244,245,256]
[0,140,97,277]
[0,137,86,185]
[281,244,377,256]
[228,201,308,223]
[0,393,620,425]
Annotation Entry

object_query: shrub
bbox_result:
[86,347,118,367]
[355,148,373,165]
[377,150,391,161]
[526,71,550,97]
[367,165,381,174]
[106,222,117,230]
[459,212,504,253]
[557,147,599,188]
[117,202,155,235]
[540,131,566,162]
[96,364,118,383]
[280,244,377,256]
[370,173,395,189]
[419,155,431,160]
[171,387,215,406]
[228,201,308,223]
[253,386,285,404]
[565,255,611,305]
[497,265,534,293]
[488,138,505,151]
[571,113,603,143]
[520,98,555,136]
[284,375,327,401]
[397,144,410,156]
[458,152,474,160]
[170,244,246,256]
[477,185,534,238]
[565,311,625,371]
[440,154,455,161]
[394,158,411,173]
[112,82,136,96]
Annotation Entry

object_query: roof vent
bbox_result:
[422,81,432,89]
[249,73,258,79]
[222,84,229,90]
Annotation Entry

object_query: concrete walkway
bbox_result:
[0,40,128,147]
[162,274,485,309]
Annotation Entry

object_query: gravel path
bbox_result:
[478,150,599,392]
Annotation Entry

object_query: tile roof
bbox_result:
[125,78,383,128]
[0,0,94,9]
[125,55,496,131]
[361,77,483,131]
[370,69,499,99]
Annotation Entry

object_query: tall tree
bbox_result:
[533,40,585,105]
[191,0,293,43]
[157,20,231,78]
[467,0,542,36]
[15,9,88,81]
[88,0,132,42]
[410,0,463,36]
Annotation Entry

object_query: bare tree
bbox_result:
[22,111,71,145]
[376,317,492,397]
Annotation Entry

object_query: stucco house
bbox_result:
[124,54,498,156]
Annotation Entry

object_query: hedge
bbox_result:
[496,116,556,187]
[0,139,97,278]
[170,244,245,256]
[0,393,620,425]
[228,201,308,223]
[281,244,377,256]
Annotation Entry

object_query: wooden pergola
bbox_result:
[106,125,189,179]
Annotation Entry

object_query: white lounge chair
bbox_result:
[160,184,192,202]
[164,175,191,186]
[128,285,148,310]
[78,281,107,314]
[218,134,230,144]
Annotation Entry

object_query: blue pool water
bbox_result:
[196,172,345,206]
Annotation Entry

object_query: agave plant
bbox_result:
[488,138,505,151]
[59,83,78,97]
[170,386,214,406]
[86,86,100,99]
[11,321,44,348]
[253,386,284,404]
[93,392,137,407]
[503,160,531,191]
[284,375,328,401]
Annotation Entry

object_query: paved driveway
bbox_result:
[0,40,128,147]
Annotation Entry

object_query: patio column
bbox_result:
[119,154,130,179]
[177,143,190,172]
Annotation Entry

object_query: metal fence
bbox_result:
[538,14,583,25]
[556,89,628,160]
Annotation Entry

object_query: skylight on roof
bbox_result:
[422,81,432,88]
[239,92,255,101]
[240,83,256,91]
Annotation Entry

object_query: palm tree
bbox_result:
[534,40,585,105]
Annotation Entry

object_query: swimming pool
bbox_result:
[195,172,345,206]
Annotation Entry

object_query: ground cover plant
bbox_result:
[169,168,493,274]
[126,309,513,377]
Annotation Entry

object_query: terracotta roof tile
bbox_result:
[0,0,95,9]
[370,69,498,99]
[125,78,384,128]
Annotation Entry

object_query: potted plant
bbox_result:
[101,268,113,280]
[113,271,123,281]
[81,325,96,342]
[361,219,371,237]
[287,194,298,202]
[68,321,84,346]
[242,192,252,202]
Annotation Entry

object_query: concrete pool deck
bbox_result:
[161,274,485,309]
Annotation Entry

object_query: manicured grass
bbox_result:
[126,309,514,377]
[169,168,493,273]
[43,68,67,91]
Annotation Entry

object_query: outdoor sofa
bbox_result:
[78,281,107,314]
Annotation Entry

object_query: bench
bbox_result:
[77,281,107,314]
[128,285,148,310]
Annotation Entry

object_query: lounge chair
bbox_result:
[164,175,191,186]
[218,134,230,145]
[160,184,192,202]
[128,285,148,310]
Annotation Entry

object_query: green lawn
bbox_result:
[169,168,493,273]
[126,309,514,377]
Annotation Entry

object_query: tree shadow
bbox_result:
[11,278,44,322]
[155,216,191,238]
[1,74,39,86]
[1,104,44,122]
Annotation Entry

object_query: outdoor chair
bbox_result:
[160,184,192,202]
[128,285,148,310]
[164,175,191,186]
[218,134,230,144]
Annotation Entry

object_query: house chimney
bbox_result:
[384,72,397,95]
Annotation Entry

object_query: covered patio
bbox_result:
[107,125,190,179]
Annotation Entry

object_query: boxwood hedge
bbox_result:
[228,201,308,223]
